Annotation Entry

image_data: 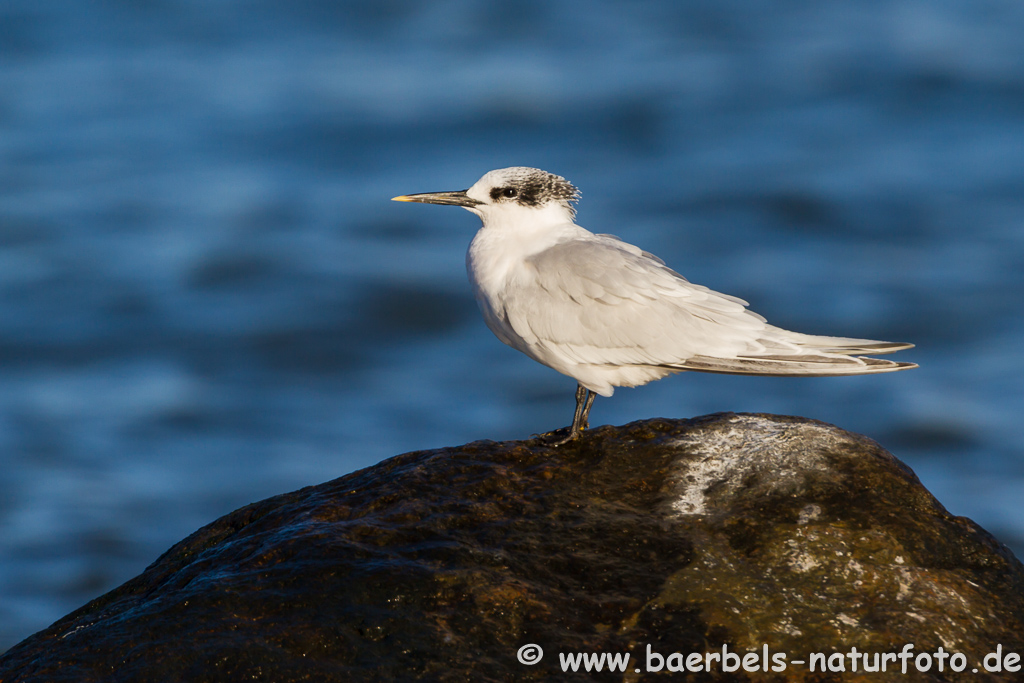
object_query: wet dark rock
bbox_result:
[2,413,1023,682]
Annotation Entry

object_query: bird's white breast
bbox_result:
[465,207,582,355]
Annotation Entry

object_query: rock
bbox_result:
[2,413,1023,682]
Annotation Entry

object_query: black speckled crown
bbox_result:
[488,167,581,216]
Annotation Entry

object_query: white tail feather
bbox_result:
[674,330,917,376]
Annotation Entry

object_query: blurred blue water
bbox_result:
[2,0,1023,651]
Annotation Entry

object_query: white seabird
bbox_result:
[394,167,915,444]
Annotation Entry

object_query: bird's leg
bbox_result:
[568,383,589,435]
[579,387,596,431]
[536,384,597,446]
[544,384,593,445]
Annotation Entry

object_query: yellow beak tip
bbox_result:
[391,195,412,202]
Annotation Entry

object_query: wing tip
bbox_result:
[676,353,918,376]
[858,341,915,354]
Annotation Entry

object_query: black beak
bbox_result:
[391,190,482,207]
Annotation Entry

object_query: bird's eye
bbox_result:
[502,188,517,198]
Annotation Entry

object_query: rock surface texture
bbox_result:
[2,413,1023,682]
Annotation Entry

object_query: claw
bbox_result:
[535,427,580,447]
[532,384,596,446]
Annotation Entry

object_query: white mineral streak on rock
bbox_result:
[669,415,837,516]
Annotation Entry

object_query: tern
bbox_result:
[393,167,916,444]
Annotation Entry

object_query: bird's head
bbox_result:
[393,167,580,227]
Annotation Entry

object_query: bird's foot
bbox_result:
[532,426,582,446]
[532,384,593,446]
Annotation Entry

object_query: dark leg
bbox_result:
[569,383,589,434]
[579,387,596,431]
[544,383,596,446]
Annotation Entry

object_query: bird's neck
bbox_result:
[467,206,584,295]
[479,202,574,232]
